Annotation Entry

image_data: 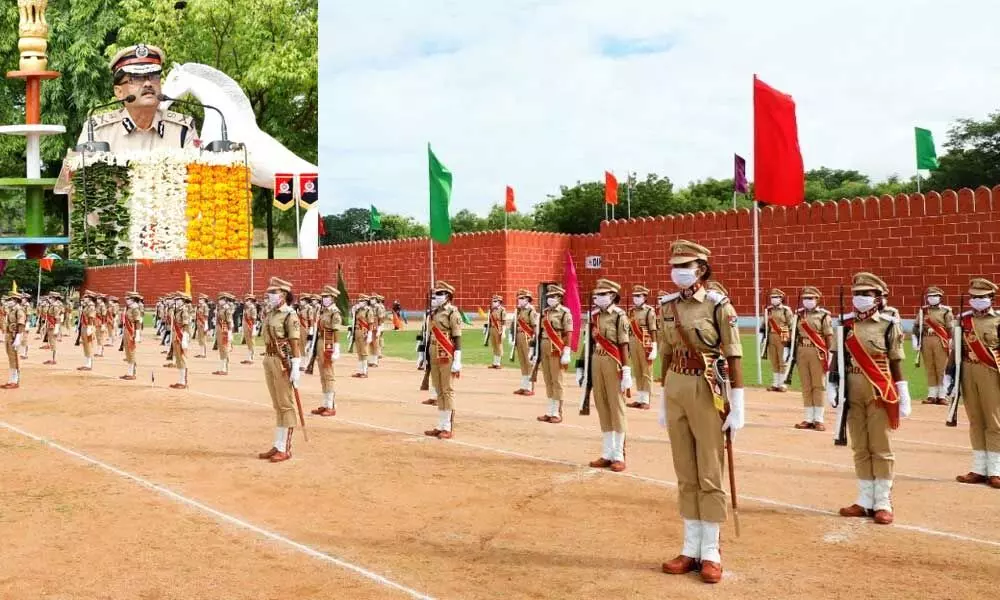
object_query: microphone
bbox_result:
[75,94,136,153]
[157,93,241,152]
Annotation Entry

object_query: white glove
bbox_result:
[576,367,584,386]
[55,325,61,335]
[896,380,912,418]
[451,350,462,374]
[203,325,209,333]
[911,336,919,352]
[648,342,658,362]
[181,333,189,350]
[376,326,383,336]
[826,385,839,408]
[722,388,745,434]
[942,374,953,395]
[86,326,94,336]
[366,331,373,344]
[332,342,341,360]
[290,357,301,386]
[658,387,667,429]
[620,366,633,392]
[13,334,21,348]
[783,347,791,363]
[136,333,142,343]
[560,346,571,366]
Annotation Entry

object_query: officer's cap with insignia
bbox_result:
[968,278,998,297]
[110,44,165,82]
[321,285,340,298]
[546,285,565,297]
[266,277,293,293]
[516,288,532,299]
[433,281,455,296]
[593,279,621,295]
[851,272,888,295]
[769,288,786,298]
[925,286,944,297]
[491,294,503,303]
[357,293,369,302]
[632,285,650,296]
[801,286,821,298]
[668,240,711,265]
[244,293,256,301]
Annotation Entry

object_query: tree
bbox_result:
[532,173,679,234]
[450,208,488,233]
[377,214,427,240]
[925,112,1000,191]
[0,259,84,298]
[485,203,534,230]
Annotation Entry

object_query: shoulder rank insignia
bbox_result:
[157,120,165,138]
[121,117,136,134]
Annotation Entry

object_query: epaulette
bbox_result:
[92,107,126,129]
[705,291,729,306]
[162,110,195,126]
[661,292,680,304]
[842,312,856,321]
[880,309,901,324]
[961,310,974,318]
[941,305,952,312]
[609,305,627,315]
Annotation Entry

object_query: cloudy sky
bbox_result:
[319,0,1000,221]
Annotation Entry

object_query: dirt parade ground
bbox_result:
[1,332,998,600]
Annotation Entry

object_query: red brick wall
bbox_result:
[83,186,999,317]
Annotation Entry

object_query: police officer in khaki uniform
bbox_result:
[762,288,793,392]
[791,286,834,431]
[94,295,108,357]
[120,292,143,380]
[2,294,27,389]
[241,294,258,364]
[536,285,573,423]
[513,289,539,395]
[213,292,236,375]
[311,285,342,417]
[194,294,211,358]
[487,294,507,369]
[627,284,658,409]
[37,297,49,344]
[658,241,744,584]
[352,293,375,378]
[77,292,98,371]
[587,279,631,473]
[76,44,199,153]
[43,291,64,365]
[374,293,388,362]
[258,277,303,463]
[655,289,672,384]
[365,292,384,367]
[945,278,1000,488]
[914,286,955,405]
[423,281,463,439]
[828,272,910,525]
[169,291,194,389]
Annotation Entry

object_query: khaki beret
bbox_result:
[925,286,944,297]
[669,239,711,265]
[801,286,821,298]
[266,277,292,293]
[968,278,998,296]
[593,278,620,294]
[433,281,455,295]
[321,285,340,298]
[546,285,565,297]
[110,43,165,75]
[632,285,650,295]
[852,272,888,294]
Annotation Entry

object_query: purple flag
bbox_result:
[734,154,748,194]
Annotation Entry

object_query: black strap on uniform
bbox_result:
[179,125,188,145]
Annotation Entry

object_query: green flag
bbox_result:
[428,144,453,243]
[369,205,382,231]
[915,127,939,170]
[336,263,351,325]
[460,309,471,325]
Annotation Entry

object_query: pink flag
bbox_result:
[563,250,582,351]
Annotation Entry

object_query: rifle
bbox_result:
[833,286,849,446]
[945,294,964,427]
[74,313,82,346]
[305,324,320,375]
[782,292,801,386]
[758,291,769,360]
[507,315,517,362]
[420,291,432,391]
[347,306,358,353]
[482,321,490,347]
[914,306,924,367]
[529,312,543,390]
[577,311,594,415]
[714,356,741,537]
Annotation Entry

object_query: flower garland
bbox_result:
[128,149,190,259]
[185,153,252,259]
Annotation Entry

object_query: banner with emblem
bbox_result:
[298,173,318,209]
[274,173,295,211]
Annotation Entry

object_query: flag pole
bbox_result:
[753,200,762,385]
[294,176,302,258]
[250,257,254,295]
[36,261,41,307]
[133,261,138,292]
[916,171,921,194]
[429,238,435,290]
[627,171,631,219]
[732,191,737,211]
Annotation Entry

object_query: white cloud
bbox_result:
[319,0,1000,220]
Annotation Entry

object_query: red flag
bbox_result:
[753,75,804,206]
[38,258,54,272]
[318,215,327,237]
[563,251,582,352]
[505,186,516,213]
[604,171,618,205]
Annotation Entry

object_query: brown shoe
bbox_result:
[610,461,626,472]
[77,366,92,371]
[194,354,205,359]
[310,406,325,415]
[318,407,337,417]
[921,397,937,404]
[424,428,442,437]
[957,472,988,484]
[351,373,367,378]
[767,386,780,392]
[637,403,650,410]
[548,416,563,424]
[662,555,700,575]
[488,365,501,369]
[839,504,868,517]
[794,421,814,429]
[537,415,551,422]
[212,371,227,376]
[258,447,279,459]
[438,430,453,439]
[162,363,174,368]
[43,360,56,365]
[120,375,136,381]
[269,451,292,463]
[589,458,613,468]
[513,389,525,395]
[169,383,187,389]
[1,383,19,389]
[240,360,253,365]
[626,401,642,408]
[700,561,723,584]
[521,390,535,396]
[873,509,894,525]
[988,476,1000,489]
[422,398,437,405]
[813,422,827,432]
[935,397,949,405]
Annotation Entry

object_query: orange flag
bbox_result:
[505,185,516,213]
[604,171,618,205]
[137,258,154,266]
[39,258,54,272]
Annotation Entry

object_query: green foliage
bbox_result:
[533,173,677,234]
[69,163,131,259]
[485,203,534,230]
[377,214,428,240]
[924,111,1000,191]
[450,208,487,233]
[0,259,85,297]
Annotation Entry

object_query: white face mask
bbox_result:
[671,268,699,290]
[852,295,876,313]
[268,292,281,306]
[322,297,333,307]
[594,294,612,308]
[657,295,668,304]
[431,294,447,308]
[770,297,782,307]
[927,295,941,306]
[517,298,528,309]
[175,300,184,308]
[970,297,992,312]
[633,295,645,307]
[369,299,377,305]
[546,297,558,307]
[802,299,817,310]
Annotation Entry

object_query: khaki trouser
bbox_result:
[173,337,187,369]
[44,325,57,349]
[356,327,369,360]
[320,350,335,394]
[629,338,652,392]
[82,331,94,359]
[218,331,230,360]
[430,342,455,410]
[847,373,894,480]
[592,353,626,433]
[541,338,564,406]
[5,340,17,369]
[378,333,385,356]
[96,323,105,347]
[664,370,727,523]
[961,361,1000,452]
[767,335,787,373]
[368,336,379,360]
[516,331,532,376]
[244,324,255,349]
[489,327,502,355]
[263,355,297,427]
[921,336,949,388]
[196,325,207,347]
[797,345,826,408]
[124,335,136,363]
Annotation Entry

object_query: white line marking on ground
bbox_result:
[0,420,436,600]
[34,365,1000,549]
